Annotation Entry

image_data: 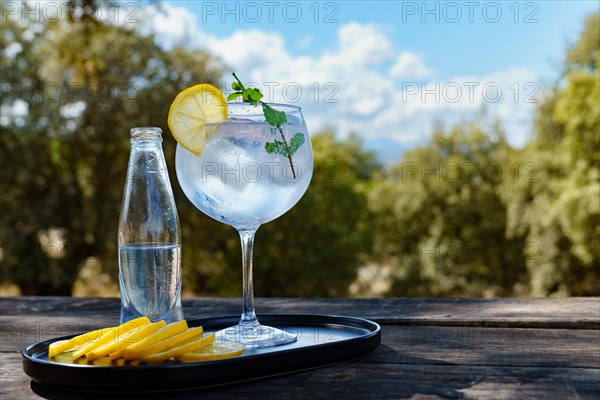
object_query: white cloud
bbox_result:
[141,3,537,161]
[374,67,538,145]
[389,52,435,79]
[336,22,394,66]
[295,36,313,49]
[137,3,206,49]
[206,30,289,77]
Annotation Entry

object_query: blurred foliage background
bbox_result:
[1,2,598,297]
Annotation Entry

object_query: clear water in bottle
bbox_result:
[119,243,182,322]
[118,127,183,323]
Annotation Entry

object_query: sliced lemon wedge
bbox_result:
[176,340,245,362]
[88,320,166,361]
[72,316,151,359]
[133,326,204,360]
[120,320,188,360]
[167,83,227,156]
[48,327,114,358]
[141,333,216,364]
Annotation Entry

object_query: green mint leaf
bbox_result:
[242,88,263,104]
[265,133,304,157]
[263,104,287,127]
[288,132,305,155]
[248,88,263,101]
[241,93,255,104]
[227,92,243,101]
[231,72,300,178]
[232,72,245,90]
[265,140,289,156]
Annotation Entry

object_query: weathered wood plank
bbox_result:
[0,315,118,352]
[2,297,600,399]
[1,297,598,329]
[1,352,598,400]
[368,326,600,369]
[3,322,598,369]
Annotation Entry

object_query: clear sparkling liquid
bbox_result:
[119,243,182,323]
[176,119,312,230]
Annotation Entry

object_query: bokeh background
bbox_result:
[1,1,598,298]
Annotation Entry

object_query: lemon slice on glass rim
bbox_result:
[167,84,227,156]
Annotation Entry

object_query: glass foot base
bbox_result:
[216,321,297,348]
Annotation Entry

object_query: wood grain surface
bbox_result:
[1,297,599,399]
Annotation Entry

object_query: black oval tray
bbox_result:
[22,314,381,392]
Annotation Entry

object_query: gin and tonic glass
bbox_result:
[175,103,313,348]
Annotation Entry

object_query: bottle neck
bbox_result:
[119,127,180,246]
[126,127,167,179]
[130,127,163,143]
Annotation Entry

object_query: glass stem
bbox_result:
[239,229,258,324]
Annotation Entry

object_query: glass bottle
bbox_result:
[118,127,183,323]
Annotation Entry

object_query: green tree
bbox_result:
[0,2,380,298]
[566,12,599,72]
[370,124,528,296]
[501,13,600,296]
[0,1,226,294]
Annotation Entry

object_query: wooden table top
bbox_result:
[1,297,599,399]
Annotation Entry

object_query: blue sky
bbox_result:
[179,0,596,79]
[144,1,599,163]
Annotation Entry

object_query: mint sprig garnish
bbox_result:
[229,72,304,179]
[263,103,288,126]
[289,132,306,153]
